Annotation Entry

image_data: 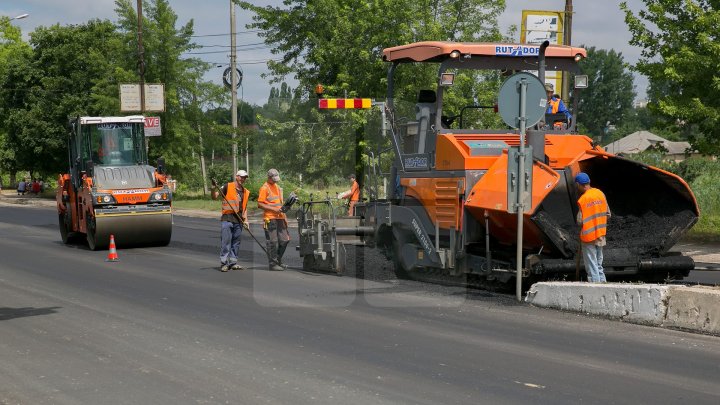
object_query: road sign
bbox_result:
[144,117,161,137]
[120,84,165,112]
[223,67,243,89]
[497,72,547,129]
[318,98,372,109]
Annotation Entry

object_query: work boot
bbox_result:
[269,262,284,271]
[220,264,230,272]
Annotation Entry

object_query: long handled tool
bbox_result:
[211,178,281,266]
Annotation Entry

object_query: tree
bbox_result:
[114,0,221,181]
[0,16,33,183]
[621,1,720,154]
[237,0,506,182]
[575,46,635,142]
[238,0,504,99]
[0,20,129,177]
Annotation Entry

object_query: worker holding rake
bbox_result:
[212,170,250,272]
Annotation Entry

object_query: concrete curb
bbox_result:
[526,282,720,335]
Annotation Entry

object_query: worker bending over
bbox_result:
[258,168,290,271]
[212,170,250,272]
[338,174,360,216]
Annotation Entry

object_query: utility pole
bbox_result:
[562,0,573,102]
[137,0,148,155]
[230,0,238,175]
[137,0,145,112]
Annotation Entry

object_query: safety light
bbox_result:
[406,122,419,136]
[314,84,324,97]
[439,73,455,86]
[574,75,589,89]
[449,50,461,59]
[93,193,116,205]
[150,192,170,202]
[574,54,584,62]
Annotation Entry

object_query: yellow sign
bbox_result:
[520,10,565,95]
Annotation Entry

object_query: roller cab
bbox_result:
[57,116,172,250]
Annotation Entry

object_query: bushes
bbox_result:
[626,154,720,239]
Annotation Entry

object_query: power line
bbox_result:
[191,30,263,37]
[194,42,267,48]
[208,58,283,65]
[184,46,269,55]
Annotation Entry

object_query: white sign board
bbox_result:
[144,116,162,137]
[120,83,166,112]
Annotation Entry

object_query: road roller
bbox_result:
[56,116,172,250]
[315,41,698,285]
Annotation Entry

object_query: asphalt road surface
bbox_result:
[1,204,719,404]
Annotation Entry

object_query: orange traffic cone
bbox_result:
[106,234,119,262]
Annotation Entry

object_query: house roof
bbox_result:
[604,131,691,155]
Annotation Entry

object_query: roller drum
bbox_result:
[89,208,172,250]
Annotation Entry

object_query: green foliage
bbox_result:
[575,46,635,141]
[623,154,720,238]
[0,1,223,183]
[621,1,720,154]
[115,0,222,178]
[0,19,129,176]
[237,0,506,183]
[237,0,504,97]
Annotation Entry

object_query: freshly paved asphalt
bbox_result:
[1,203,720,404]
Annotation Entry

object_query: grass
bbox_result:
[683,214,720,243]
[172,198,218,212]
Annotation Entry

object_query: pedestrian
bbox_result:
[257,168,290,271]
[211,170,250,272]
[17,178,27,195]
[31,179,41,196]
[575,172,610,283]
[338,173,360,216]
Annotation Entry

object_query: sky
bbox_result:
[1,0,648,106]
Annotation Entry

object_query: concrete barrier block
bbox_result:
[526,282,672,325]
[664,286,720,334]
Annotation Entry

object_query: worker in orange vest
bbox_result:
[212,170,250,272]
[575,172,610,283]
[258,168,290,271]
[338,173,360,216]
[545,83,571,128]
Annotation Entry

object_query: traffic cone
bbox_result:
[106,234,119,262]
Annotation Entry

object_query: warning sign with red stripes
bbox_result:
[318,98,372,109]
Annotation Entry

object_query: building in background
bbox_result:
[604,130,696,162]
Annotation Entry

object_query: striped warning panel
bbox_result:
[318,98,372,109]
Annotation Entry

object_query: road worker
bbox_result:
[258,168,290,271]
[337,174,360,216]
[545,83,571,128]
[575,172,610,283]
[212,170,250,272]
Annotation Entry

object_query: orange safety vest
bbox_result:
[349,180,360,202]
[258,182,285,220]
[578,187,609,243]
[548,98,560,114]
[222,182,250,216]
